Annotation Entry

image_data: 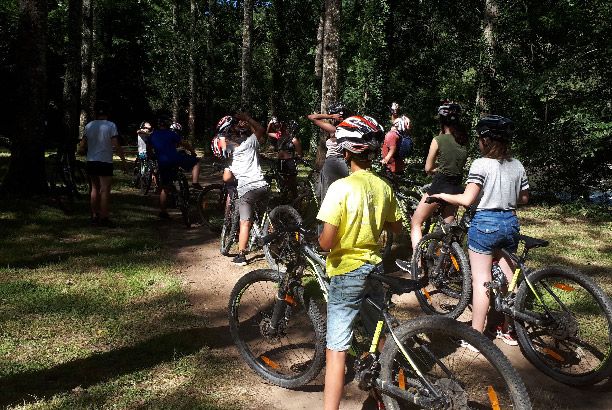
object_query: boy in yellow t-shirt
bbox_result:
[316,116,403,410]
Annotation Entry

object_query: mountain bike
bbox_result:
[219,187,302,272]
[410,202,473,319]
[165,166,191,228]
[228,224,531,408]
[48,139,89,214]
[197,163,236,232]
[416,197,612,386]
[133,155,158,195]
[290,158,320,230]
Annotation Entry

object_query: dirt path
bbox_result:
[160,175,612,409]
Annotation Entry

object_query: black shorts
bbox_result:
[86,161,113,177]
[427,172,464,195]
[278,158,298,176]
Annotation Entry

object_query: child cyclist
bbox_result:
[428,115,529,348]
[316,116,403,410]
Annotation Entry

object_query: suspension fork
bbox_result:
[266,272,296,337]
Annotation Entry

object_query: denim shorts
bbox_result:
[326,263,383,352]
[467,210,520,255]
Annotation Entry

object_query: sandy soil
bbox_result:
[160,167,612,410]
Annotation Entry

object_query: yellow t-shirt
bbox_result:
[316,169,402,277]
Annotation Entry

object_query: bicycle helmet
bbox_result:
[170,122,183,134]
[438,103,461,125]
[211,135,224,159]
[476,115,515,140]
[327,101,347,116]
[393,115,410,134]
[391,102,399,115]
[335,116,384,160]
[216,115,235,133]
[158,115,174,128]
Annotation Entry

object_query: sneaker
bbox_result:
[492,326,519,346]
[158,211,172,221]
[232,253,248,266]
[450,337,479,352]
[191,182,203,191]
[98,217,115,228]
[395,259,411,272]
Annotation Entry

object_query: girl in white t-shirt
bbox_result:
[430,115,529,346]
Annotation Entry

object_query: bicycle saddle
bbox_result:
[519,234,549,250]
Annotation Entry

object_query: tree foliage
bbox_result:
[1,0,610,199]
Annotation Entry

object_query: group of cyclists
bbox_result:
[127,100,528,410]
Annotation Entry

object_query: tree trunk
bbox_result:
[314,12,324,82]
[315,0,341,168]
[63,0,82,146]
[187,0,196,144]
[241,0,253,110]
[79,0,93,136]
[1,0,48,195]
[172,0,180,120]
[476,0,497,115]
[204,0,216,137]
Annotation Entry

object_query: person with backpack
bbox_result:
[381,114,411,174]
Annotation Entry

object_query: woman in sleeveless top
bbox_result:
[267,118,303,198]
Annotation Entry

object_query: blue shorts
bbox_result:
[326,263,383,352]
[158,152,199,186]
[467,210,520,255]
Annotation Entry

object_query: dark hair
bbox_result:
[94,100,110,116]
[440,122,469,145]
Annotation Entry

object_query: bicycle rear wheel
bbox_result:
[262,205,303,272]
[228,269,326,388]
[220,196,240,255]
[411,232,471,319]
[380,316,531,410]
[197,184,226,232]
[515,266,612,386]
[50,167,74,214]
[291,190,318,229]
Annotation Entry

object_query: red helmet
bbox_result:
[335,116,384,160]
[170,122,183,134]
[211,135,223,159]
[216,115,235,133]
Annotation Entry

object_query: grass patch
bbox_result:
[0,157,247,409]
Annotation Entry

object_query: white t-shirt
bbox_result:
[83,120,119,163]
[326,138,343,158]
[466,157,529,211]
[229,134,268,198]
[137,133,147,155]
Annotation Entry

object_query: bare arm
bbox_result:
[235,112,265,142]
[518,189,529,205]
[317,222,338,252]
[424,138,439,175]
[79,136,88,152]
[383,219,402,234]
[111,136,129,173]
[223,168,233,183]
[307,113,339,135]
[382,145,397,164]
[431,182,481,207]
[178,139,197,155]
[293,137,303,158]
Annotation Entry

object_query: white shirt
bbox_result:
[229,134,268,197]
[83,120,118,163]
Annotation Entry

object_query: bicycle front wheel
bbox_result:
[262,205,303,272]
[197,184,226,232]
[291,190,318,229]
[228,269,326,388]
[515,266,612,386]
[72,160,89,197]
[380,316,531,410]
[411,232,471,318]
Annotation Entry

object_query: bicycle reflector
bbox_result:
[488,385,501,410]
[553,283,575,292]
[261,356,280,369]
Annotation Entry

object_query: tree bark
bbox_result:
[315,0,341,168]
[172,0,180,120]
[187,0,196,144]
[79,0,94,136]
[476,0,498,115]
[241,0,254,110]
[1,0,48,195]
[204,0,216,136]
[314,12,324,82]
[63,0,82,146]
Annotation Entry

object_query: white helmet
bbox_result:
[393,115,410,134]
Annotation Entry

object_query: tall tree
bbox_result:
[63,0,82,145]
[172,0,180,119]
[315,0,340,167]
[476,0,498,114]
[79,0,94,135]
[241,0,253,110]
[1,0,48,194]
[187,0,196,144]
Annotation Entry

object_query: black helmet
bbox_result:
[335,116,384,160]
[327,101,347,116]
[158,115,174,128]
[438,103,461,125]
[476,115,515,140]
